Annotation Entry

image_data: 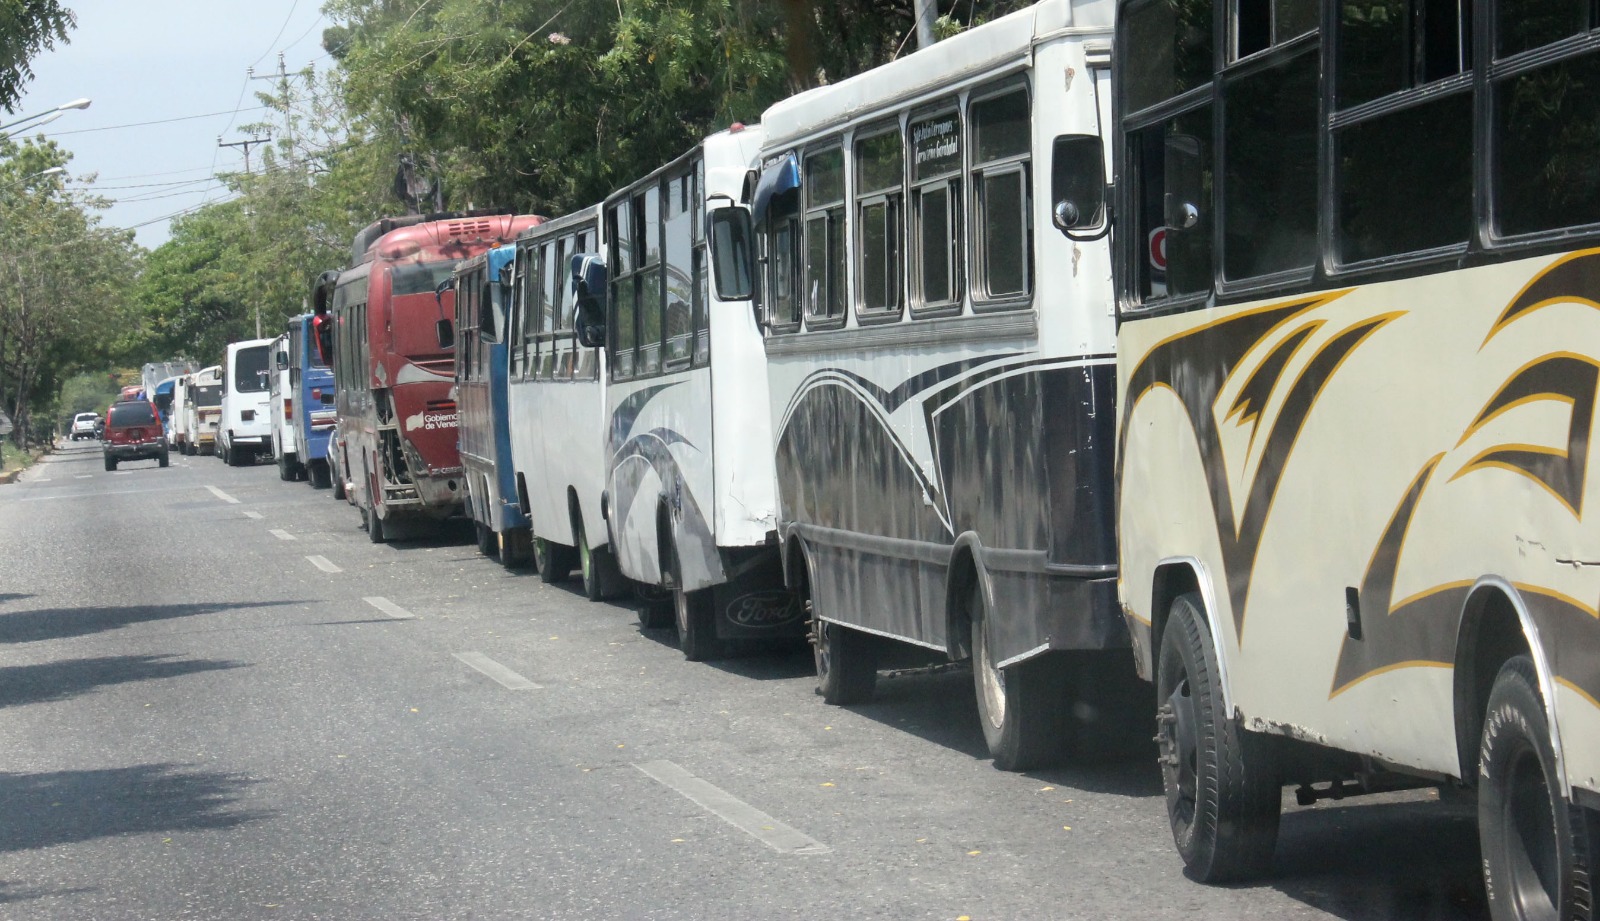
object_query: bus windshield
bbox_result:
[392,261,457,296]
[192,385,221,407]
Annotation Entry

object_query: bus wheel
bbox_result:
[535,537,568,584]
[814,617,877,705]
[366,508,386,544]
[1156,593,1280,882]
[475,522,499,559]
[970,583,1066,771]
[1480,655,1598,920]
[309,462,331,489]
[674,586,720,662]
[500,528,532,569]
[277,454,294,481]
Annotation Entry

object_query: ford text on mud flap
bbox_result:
[710,554,805,641]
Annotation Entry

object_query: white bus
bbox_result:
[576,124,806,659]
[218,337,274,466]
[751,0,1128,770]
[269,331,301,480]
[1113,0,1600,908]
[177,365,222,455]
[504,207,625,597]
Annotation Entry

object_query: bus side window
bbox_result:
[970,85,1033,305]
[803,146,847,324]
[608,198,637,379]
[855,126,905,319]
[767,190,802,329]
[637,186,664,375]
[909,106,962,314]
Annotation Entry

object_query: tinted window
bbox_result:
[233,346,271,393]
[391,261,456,296]
[1131,105,1214,299]
[194,385,220,406]
[1337,92,1472,261]
[1497,0,1589,57]
[109,403,156,426]
[1495,51,1600,235]
[1222,49,1318,280]
[1125,0,1215,112]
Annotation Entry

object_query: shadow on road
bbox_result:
[0,654,247,708]
[1267,796,1486,920]
[0,599,299,644]
[0,594,32,605]
[0,763,270,853]
[0,880,96,905]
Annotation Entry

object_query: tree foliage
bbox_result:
[0,0,75,114]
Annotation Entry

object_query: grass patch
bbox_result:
[1,441,38,474]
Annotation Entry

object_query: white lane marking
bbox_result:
[205,485,239,504]
[243,510,263,519]
[364,596,415,620]
[268,528,296,541]
[113,471,132,476]
[634,760,831,855]
[22,484,203,501]
[452,651,541,690]
[75,474,92,479]
[305,555,343,573]
[34,477,50,482]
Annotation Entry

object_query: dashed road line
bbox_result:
[634,760,831,855]
[242,510,263,520]
[205,485,239,504]
[268,528,297,541]
[75,474,92,479]
[364,596,415,620]
[453,651,541,690]
[305,555,343,573]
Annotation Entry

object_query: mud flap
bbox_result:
[711,552,808,641]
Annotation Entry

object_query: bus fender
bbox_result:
[943,532,990,662]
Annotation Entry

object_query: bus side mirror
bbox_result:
[312,314,333,367]
[275,351,289,371]
[707,207,755,302]
[436,318,456,350]
[571,253,608,350]
[1051,134,1108,242]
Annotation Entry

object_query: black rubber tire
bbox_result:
[500,527,533,569]
[814,616,878,705]
[475,521,499,559]
[366,507,386,544]
[277,453,294,481]
[1479,655,1599,921]
[1156,593,1281,883]
[674,586,721,662]
[577,518,619,602]
[103,456,116,471]
[158,447,170,468]
[309,461,331,489]
[970,583,1069,771]
[332,468,346,500]
[637,592,673,629]
[535,537,569,583]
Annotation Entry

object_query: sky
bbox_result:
[12,1,335,250]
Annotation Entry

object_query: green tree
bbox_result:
[0,0,75,114]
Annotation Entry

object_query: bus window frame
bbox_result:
[908,100,966,319]
[801,142,849,332]
[967,77,1036,314]
[853,119,908,325]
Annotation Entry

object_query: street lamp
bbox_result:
[0,97,92,136]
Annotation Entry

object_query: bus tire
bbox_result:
[970,583,1067,771]
[535,537,568,584]
[814,618,877,705]
[309,461,331,490]
[277,453,294,481]
[366,508,386,544]
[500,527,533,568]
[1157,593,1281,882]
[332,470,346,500]
[674,586,720,662]
[1479,655,1598,921]
[475,522,499,559]
[576,518,621,601]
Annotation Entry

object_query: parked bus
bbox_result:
[1112,0,1600,908]
[218,338,273,466]
[321,211,541,542]
[284,311,336,489]
[177,365,222,455]
[750,0,1128,770]
[269,331,300,480]
[454,243,535,565]
[151,376,179,439]
[505,206,625,597]
[578,124,806,659]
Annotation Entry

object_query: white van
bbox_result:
[218,338,274,466]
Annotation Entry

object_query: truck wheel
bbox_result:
[1480,655,1599,921]
[1157,593,1281,882]
[366,507,386,544]
[814,616,876,704]
[309,461,331,489]
[674,586,721,662]
[970,583,1068,771]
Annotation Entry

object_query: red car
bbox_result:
[103,400,170,471]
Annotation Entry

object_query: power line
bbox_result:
[37,107,269,137]
[251,0,303,69]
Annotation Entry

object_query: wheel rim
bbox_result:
[974,616,1006,730]
[580,538,592,583]
[674,589,690,636]
[535,538,550,571]
[1504,741,1560,920]
[1159,666,1200,833]
[813,616,831,680]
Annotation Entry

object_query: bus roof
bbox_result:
[759,0,1110,150]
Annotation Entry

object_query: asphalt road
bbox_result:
[0,441,1489,920]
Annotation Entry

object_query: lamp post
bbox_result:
[0,98,91,137]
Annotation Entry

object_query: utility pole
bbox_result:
[217,134,271,176]
[250,54,298,160]
[914,0,937,50]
